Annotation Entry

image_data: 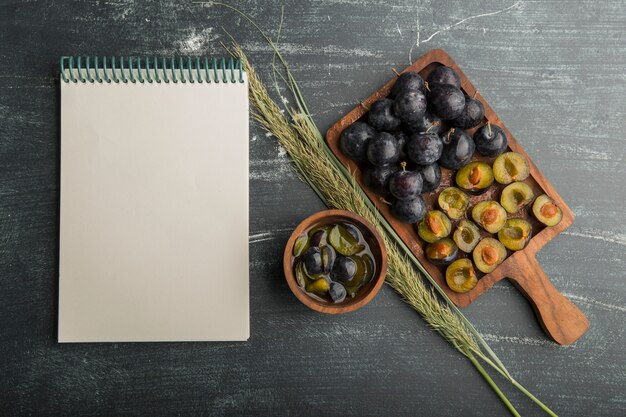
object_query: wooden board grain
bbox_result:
[325,49,589,345]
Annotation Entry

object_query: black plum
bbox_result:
[406,132,443,165]
[368,98,401,131]
[391,130,409,162]
[321,245,337,273]
[339,121,377,162]
[329,282,347,303]
[302,247,323,276]
[343,223,361,240]
[439,129,475,169]
[362,164,397,194]
[391,71,425,97]
[367,132,400,166]
[389,165,423,200]
[449,96,484,129]
[428,84,465,120]
[393,91,427,124]
[474,123,508,156]
[331,255,357,282]
[417,162,442,192]
[310,229,326,246]
[404,111,443,135]
[426,66,461,89]
[391,196,427,223]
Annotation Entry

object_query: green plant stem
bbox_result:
[468,352,521,417]
[472,350,559,417]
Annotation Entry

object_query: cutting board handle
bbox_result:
[507,253,589,345]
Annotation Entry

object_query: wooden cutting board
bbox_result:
[325,49,589,345]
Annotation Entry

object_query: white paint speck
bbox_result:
[177,28,214,54]
[482,333,556,347]
[562,293,626,313]
[408,11,420,64]
[421,1,523,44]
[561,229,626,247]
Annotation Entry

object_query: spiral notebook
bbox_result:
[58,56,249,342]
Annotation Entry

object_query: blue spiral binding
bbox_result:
[59,56,245,84]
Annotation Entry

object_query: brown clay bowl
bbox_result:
[283,209,388,314]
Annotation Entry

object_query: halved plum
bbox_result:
[532,194,563,227]
[472,201,507,234]
[498,218,532,251]
[417,210,452,243]
[306,277,330,296]
[425,238,459,265]
[473,237,507,274]
[438,187,470,220]
[456,162,494,195]
[493,152,530,184]
[445,259,477,294]
[500,181,534,214]
[453,219,481,253]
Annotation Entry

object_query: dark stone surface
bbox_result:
[1,1,624,415]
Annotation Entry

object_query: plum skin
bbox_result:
[439,129,476,170]
[406,133,444,166]
[368,98,401,131]
[474,123,508,157]
[389,169,423,200]
[339,121,377,161]
[362,165,397,194]
[393,91,427,124]
[427,66,461,89]
[391,196,426,223]
[428,84,466,120]
[418,162,442,193]
[302,247,323,276]
[404,111,443,135]
[367,132,401,166]
[450,96,485,129]
[391,71,425,97]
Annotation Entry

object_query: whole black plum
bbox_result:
[391,130,409,162]
[331,255,357,282]
[368,98,401,131]
[474,122,508,157]
[362,164,397,195]
[391,71,425,97]
[339,121,377,162]
[428,84,465,120]
[367,132,400,166]
[393,91,427,124]
[449,96,484,129]
[389,164,423,200]
[417,162,442,192]
[439,128,475,170]
[391,196,427,223]
[302,247,323,276]
[426,66,461,89]
[404,111,443,135]
[329,282,347,303]
[406,132,443,166]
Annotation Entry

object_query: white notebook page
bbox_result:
[58,71,249,342]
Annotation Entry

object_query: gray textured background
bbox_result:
[1,0,625,416]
